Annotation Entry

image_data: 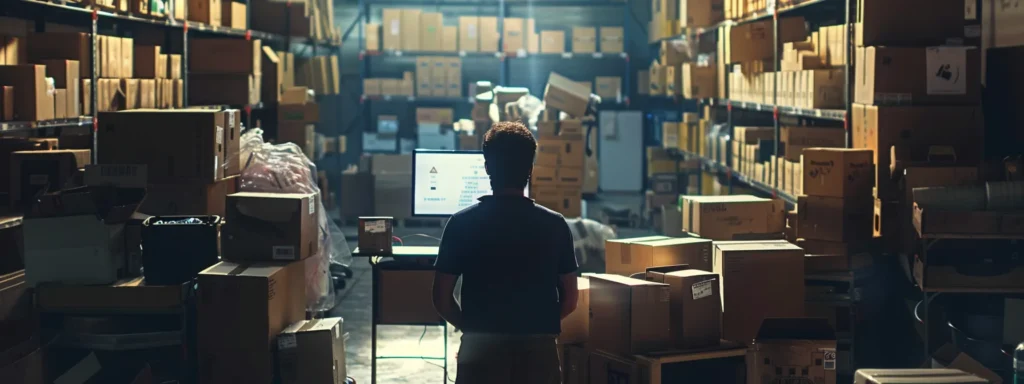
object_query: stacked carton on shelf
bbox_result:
[278,87,320,159]
[797,148,874,272]
[188,38,262,106]
[534,72,592,218]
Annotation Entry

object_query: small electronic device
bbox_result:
[412,149,528,216]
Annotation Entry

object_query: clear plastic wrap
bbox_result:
[239,128,352,312]
[565,217,617,273]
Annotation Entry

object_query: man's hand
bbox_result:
[557,273,579,320]
[432,272,464,329]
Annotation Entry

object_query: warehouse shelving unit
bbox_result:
[0,0,341,153]
[353,0,633,135]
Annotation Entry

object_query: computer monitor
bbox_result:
[412,149,528,216]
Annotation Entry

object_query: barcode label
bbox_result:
[365,220,387,233]
[309,198,316,215]
[822,348,837,370]
[692,279,715,300]
[216,126,224,144]
[273,246,297,260]
[278,334,297,350]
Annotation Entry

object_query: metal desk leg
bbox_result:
[371,258,378,384]
[444,322,449,383]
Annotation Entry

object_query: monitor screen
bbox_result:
[412,150,527,216]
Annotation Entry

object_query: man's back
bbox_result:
[434,195,577,335]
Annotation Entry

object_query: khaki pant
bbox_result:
[455,334,561,384]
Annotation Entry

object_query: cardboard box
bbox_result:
[544,72,590,118]
[589,274,671,355]
[189,38,261,74]
[797,195,874,242]
[594,76,621,100]
[458,17,479,52]
[98,110,225,183]
[563,345,589,384]
[41,60,80,117]
[442,26,457,52]
[134,45,161,78]
[0,86,13,120]
[613,237,713,276]
[278,318,346,384]
[364,23,381,51]
[0,65,54,121]
[850,104,982,200]
[680,0,724,28]
[855,46,981,106]
[52,89,66,118]
[780,126,845,162]
[479,17,500,52]
[197,260,306,384]
[169,54,182,79]
[731,17,806,63]
[599,27,623,53]
[649,63,667,95]
[400,9,421,51]
[22,201,128,287]
[540,30,565,54]
[138,176,238,216]
[713,241,805,344]
[503,17,525,53]
[9,150,91,209]
[854,369,987,384]
[0,36,26,66]
[28,32,91,78]
[382,9,401,50]
[749,318,837,384]
[222,1,247,30]
[681,195,785,240]
[571,26,596,54]
[121,37,134,78]
[419,12,443,52]
[558,277,590,345]
[660,269,722,349]
[856,0,964,46]
[189,0,222,26]
[222,192,319,262]
[603,235,671,275]
[801,148,873,198]
[188,73,260,106]
[680,64,716,98]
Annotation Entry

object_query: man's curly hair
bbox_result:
[482,121,537,190]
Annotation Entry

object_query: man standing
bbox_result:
[432,121,580,384]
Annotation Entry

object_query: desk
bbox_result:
[353,246,447,384]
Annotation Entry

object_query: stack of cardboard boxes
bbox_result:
[650,39,717,99]
[251,0,342,43]
[374,9,499,53]
[188,38,262,106]
[850,0,980,255]
[4,139,90,210]
[795,148,875,271]
[277,87,321,159]
[534,72,592,218]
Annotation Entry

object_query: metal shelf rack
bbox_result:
[0,0,341,157]
[353,0,634,135]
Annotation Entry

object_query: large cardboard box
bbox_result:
[855,46,980,106]
[748,318,837,384]
[731,17,806,63]
[541,30,565,54]
[401,9,422,51]
[197,260,306,384]
[801,148,874,198]
[479,17,500,52]
[680,0,724,28]
[797,195,874,242]
[780,126,845,162]
[603,236,670,275]
[189,0,222,26]
[659,269,722,349]
[278,318,346,384]
[222,192,319,262]
[856,0,964,47]
[98,110,226,183]
[589,274,671,355]
[599,27,623,53]
[419,12,443,52]
[613,237,713,276]
[571,26,596,54]
[680,64,716,98]
[713,241,805,344]
[533,187,582,217]
[189,39,261,74]
[9,150,91,209]
[850,104,982,200]
[681,195,785,240]
[558,277,590,345]
[503,17,525,53]
[458,16,479,52]
[382,9,402,50]
[544,72,590,118]
[0,65,54,121]
[595,76,621,100]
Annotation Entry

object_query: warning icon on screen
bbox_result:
[430,167,438,174]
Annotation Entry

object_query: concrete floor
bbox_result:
[329,193,653,384]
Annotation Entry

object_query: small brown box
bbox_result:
[357,216,393,255]
[188,0,222,26]
[221,192,319,262]
[277,317,347,384]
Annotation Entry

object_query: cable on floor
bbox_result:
[401,233,442,243]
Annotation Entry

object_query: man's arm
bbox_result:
[432,272,463,328]
[554,218,581,320]
[432,217,465,329]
